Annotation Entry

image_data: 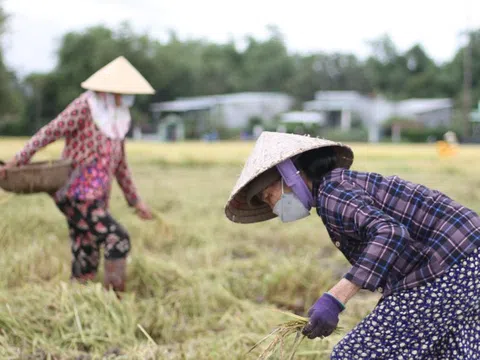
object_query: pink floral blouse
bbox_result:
[14,92,140,208]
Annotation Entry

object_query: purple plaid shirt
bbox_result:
[316,168,480,297]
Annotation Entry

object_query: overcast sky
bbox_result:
[2,0,480,77]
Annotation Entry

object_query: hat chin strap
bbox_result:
[276,159,314,209]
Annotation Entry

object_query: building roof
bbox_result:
[305,91,453,118]
[304,91,373,112]
[150,98,216,113]
[280,111,325,124]
[150,92,294,113]
[395,98,453,116]
[313,90,367,101]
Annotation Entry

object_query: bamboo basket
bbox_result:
[0,159,72,194]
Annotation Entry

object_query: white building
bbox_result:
[394,98,453,128]
[304,91,453,142]
[146,92,295,141]
[280,111,326,125]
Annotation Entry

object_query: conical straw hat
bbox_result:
[81,56,155,94]
[224,131,354,224]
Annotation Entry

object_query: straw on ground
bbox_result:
[0,139,475,359]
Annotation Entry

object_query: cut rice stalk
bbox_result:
[135,207,173,239]
[137,324,157,346]
[247,309,342,360]
[247,319,306,360]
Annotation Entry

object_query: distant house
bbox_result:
[145,92,295,141]
[275,111,326,134]
[394,98,453,128]
[280,111,326,125]
[471,101,480,124]
[303,91,454,142]
[467,101,480,142]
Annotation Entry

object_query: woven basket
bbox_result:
[0,159,72,194]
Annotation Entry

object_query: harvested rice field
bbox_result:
[0,138,478,359]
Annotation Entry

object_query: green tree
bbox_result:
[22,72,58,133]
[240,26,295,92]
[403,44,444,98]
[193,41,243,95]
[30,23,162,128]
[365,34,409,99]
[0,3,25,133]
[445,30,480,108]
[285,52,373,103]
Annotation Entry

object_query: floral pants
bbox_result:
[331,247,480,359]
[56,198,131,280]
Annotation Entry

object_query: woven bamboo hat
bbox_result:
[224,131,354,224]
[81,56,155,95]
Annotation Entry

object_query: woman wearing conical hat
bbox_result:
[0,56,155,295]
[225,131,480,358]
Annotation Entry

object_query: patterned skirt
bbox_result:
[55,198,131,280]
[331,247,480,359]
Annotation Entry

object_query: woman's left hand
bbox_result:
[302,292,345,339]
[134,201,154,220]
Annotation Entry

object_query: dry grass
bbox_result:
[0,138,478,359]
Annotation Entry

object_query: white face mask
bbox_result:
[87,91,132,140]
[272,179,311,223]
[105,93,135,108]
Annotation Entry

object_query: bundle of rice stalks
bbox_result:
[151,208,175,238]
[248,310,341,360]
[134,207,174,240]
[247,311,307,360]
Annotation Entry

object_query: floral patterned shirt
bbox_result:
[15,92,140,207]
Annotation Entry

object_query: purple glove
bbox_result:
[302,292,345,339]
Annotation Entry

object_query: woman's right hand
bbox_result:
[0,160,17,179]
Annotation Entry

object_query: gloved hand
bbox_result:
[302,292,345,339]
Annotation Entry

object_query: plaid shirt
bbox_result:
[316,168,480,297]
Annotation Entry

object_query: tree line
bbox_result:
[0,5,479,137]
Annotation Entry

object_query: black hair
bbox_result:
[294,147,338,182]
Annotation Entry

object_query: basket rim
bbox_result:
[6,159,73,173]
